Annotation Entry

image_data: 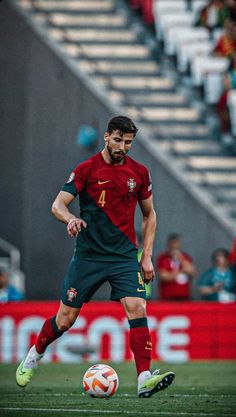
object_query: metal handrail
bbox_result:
[0,237,21,271]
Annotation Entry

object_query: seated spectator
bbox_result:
[198,248,235,302]
[156,234,196,301]
[213,18,236,59]
[216,54,236,143]
[0,267,24,303]
[229,236,236,265]
[195,0,230,32]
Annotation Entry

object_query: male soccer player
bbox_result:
[16,116,175,397]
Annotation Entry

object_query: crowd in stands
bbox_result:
[156,233,236,302]
[128,0,236,148]
[1,236,235,303]
[0,267,24,303]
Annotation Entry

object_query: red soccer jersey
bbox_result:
[62,152,152,261]
[157,252,193,300]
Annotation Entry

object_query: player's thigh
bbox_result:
[120,296,147,320]
[109,262,147,305]
[61,256,107,308]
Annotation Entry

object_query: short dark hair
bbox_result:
[211,248,229,263]
[168,233,181,242]
[107,116,138,136]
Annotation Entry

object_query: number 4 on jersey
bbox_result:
[98,190,106,207]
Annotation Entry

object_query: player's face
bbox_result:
[104,130,134,163]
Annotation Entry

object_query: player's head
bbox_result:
[167,233,181,253]
[104,116,138,163]
[211,248,230,268]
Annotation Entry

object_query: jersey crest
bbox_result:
[127,178,136,192]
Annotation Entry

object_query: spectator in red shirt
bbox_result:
[156,234,196,301]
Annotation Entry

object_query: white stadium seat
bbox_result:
[191,56,228,87]
[161,12,195,54]
[177,40,213,72]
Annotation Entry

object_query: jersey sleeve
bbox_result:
[61,163,88,196]
[138,166,152,201]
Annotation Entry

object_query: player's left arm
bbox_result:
[139,196,157,283]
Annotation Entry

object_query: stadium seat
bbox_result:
[191,56,228,87]
[177,40,213,73]
[166,26,209,57]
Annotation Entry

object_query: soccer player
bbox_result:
[16,116,175,397]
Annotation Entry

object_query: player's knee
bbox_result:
[56,315,76,332]
[126,300,146,320]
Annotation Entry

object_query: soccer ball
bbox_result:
[83,364,119,398]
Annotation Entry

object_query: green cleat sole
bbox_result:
[138,372,175,398]
[16,360,35,388]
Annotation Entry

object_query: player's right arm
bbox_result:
[51,191,87,237]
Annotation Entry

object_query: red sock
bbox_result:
[129,318,152,376]
[35,316,64,354]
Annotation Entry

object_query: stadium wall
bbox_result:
[0,301,235,363]
[0,1,234,300]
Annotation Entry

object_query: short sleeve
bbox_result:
[138,166,152,201]
[199,269,213,287]
[61,163,88,196]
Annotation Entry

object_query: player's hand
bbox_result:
[140,255,155,283]
[67,218,87,237]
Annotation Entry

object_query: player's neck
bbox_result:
[101,149,125,165]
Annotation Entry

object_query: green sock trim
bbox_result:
[128,317,148,328]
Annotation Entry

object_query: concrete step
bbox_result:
[128,92,187,107]
[213,188,236,203]
[142,122,212,141]
[140,107,201,122]
[64,29,137,43]
[72,60,160,76]
[187,171,236,186]
[141,123,212,139]
[62,43,151,59]
[186,156,236,172]
[90,76,174,91]
[159,140,222,156]
[33,0,115,13]
[49,13,127,28]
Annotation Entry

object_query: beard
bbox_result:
[107,145,126,164]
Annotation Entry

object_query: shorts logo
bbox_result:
[67,287,77,302]
[127,178,136,192]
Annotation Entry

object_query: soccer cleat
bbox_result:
[138,369,175,398]
[16,359,35,388]
[16,345,43,388]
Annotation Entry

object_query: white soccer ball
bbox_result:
[83,364,119,398]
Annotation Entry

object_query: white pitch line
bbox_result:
[0,408,235,416]
[4,392,235,398]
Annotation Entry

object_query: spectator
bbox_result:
[216,54,236,144]
[0,267,24,303]
[195,0,230,32]
[156,234,196,301]
[213,18,236,59]
[198,248,235,302]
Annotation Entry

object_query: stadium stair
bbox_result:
[16,0,236,225]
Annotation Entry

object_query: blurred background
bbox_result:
[0,0,236,364]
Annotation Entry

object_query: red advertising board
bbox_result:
[0,301,235,363]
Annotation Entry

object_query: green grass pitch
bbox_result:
[0,361,235,417]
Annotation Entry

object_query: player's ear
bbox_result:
[104,132,109,143]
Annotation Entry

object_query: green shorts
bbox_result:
[61,255,146,308]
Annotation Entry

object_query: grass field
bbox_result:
[0,361,235,417]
